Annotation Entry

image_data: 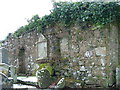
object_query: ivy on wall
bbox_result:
[13,2,120,37]
[13,15,41,37]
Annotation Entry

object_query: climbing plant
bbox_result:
[13,2,120,37]
[13,15,42,37]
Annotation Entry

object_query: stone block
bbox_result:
[94,30,100,38]
[37,42,47,59]
[95,47,106,56]
[116,66,120,87]
[84,50,93,58]
[36,68,51,88]
[78,61,84,66]
[100,56,106,66]
[80,66,86,71]
[0,47,8,64]
[38,34,46,42]
[55,78,65,88]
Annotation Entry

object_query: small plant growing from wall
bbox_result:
[38,63,53,76]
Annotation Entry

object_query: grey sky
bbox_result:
[0,0,53,40]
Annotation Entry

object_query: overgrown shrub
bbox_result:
[13,2,120,37]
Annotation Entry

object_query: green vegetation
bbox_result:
[13,15,41,37]
[38,63,53,76]
[13,2,120,37]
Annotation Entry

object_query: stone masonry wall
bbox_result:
[2,23,119,87]
[3,30,40,75]
[59,25,109,87]
[57,23,119,87]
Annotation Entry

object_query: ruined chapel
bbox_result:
[1,1,120,88]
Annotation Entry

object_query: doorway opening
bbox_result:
[18,47,26,74]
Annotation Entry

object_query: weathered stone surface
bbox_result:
[38,34,46,42]
[37,42,47,59]
[0,47,9,64]
[95,47,106,56]
[100,56,106,66]
[80,66,86,71]
[1,23,120,88]
[84,50,93,58]
[10,66,17,82]
[0,49,1,64]
[36,68,51,88]
[55,78,65,88]
[116,66,120,87]
[60,37,69,57]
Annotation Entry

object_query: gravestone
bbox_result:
[0,47,9,64]
[37,34,47,59]
[0,47,9,73]
[36,68,51,88]
[0,47,9,89]
[116,66,120,87]
[38,42,47,59]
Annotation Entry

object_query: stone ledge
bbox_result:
[35,58,69,64]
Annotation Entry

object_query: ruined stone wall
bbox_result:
[57,23,119,87]
[2,23,119,87]
[3,30,40,74]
